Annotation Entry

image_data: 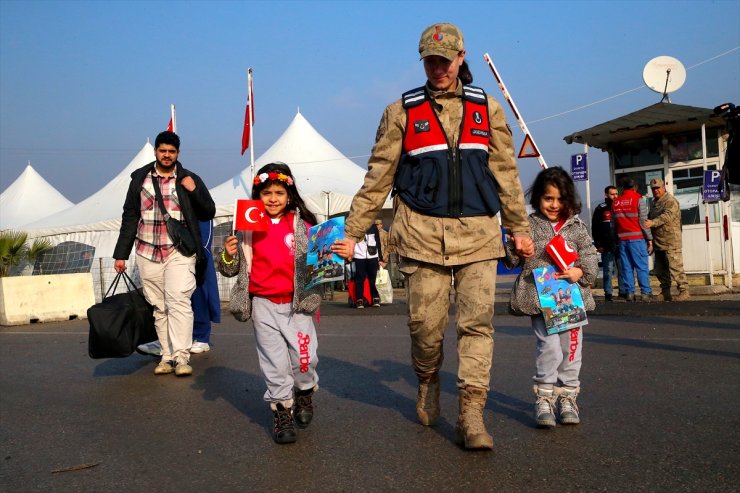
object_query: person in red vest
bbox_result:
[612,177,653,301]
[332,22,533,450]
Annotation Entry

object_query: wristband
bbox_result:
[221,250,235,265]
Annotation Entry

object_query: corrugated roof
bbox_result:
[563,102,726,150]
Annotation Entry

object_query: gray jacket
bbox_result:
[505,213,599,316]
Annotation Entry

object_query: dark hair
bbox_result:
[251,162,317,226]
[459,59,473,85]
[527,166,582,220]
[155,131,180,150]
[604,185,617,195]
[619,176,636,190]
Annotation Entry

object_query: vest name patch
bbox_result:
[471,128,489,138]
[414,120,430,133]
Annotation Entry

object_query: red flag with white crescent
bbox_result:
[233,199,269,231]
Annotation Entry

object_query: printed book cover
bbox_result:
[532,265,588,335]
[306,217,345,290]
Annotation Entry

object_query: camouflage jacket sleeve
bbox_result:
[345,101,405,242]
[650,195,680,229]
[486,95,531,238]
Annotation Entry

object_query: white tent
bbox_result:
[24,142,155,257]
[210,111,386,220]
[0,164,74,230]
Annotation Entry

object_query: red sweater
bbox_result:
[249,213,296,302]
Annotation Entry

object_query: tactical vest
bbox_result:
[393,85,501,217]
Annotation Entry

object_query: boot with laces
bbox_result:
[533,385,557,428]
[416,373,440,426]
[293,387,316,429]
[271,401,297,444]
[456,386,493,450]
[555,386,580,425]
[674,290,690,301]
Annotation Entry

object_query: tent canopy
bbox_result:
[0,164,74,230]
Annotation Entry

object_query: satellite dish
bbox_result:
[643,56,686,102]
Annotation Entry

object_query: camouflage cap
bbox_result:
[650,178,665,188]
[418,23,464,61]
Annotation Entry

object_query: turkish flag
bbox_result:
[233,199,269,231]
[240,73,254,155]
[241,104,250,155]
[546,235,579,271]
[167,118,174,133]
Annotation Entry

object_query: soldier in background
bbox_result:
[644,178,689,301]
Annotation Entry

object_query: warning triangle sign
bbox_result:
[518,134,540,158]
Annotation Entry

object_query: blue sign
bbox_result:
[703,169,722,203]
[570,154,588,181]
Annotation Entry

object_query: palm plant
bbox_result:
[0,231,52,277]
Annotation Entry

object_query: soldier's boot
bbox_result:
[674,290,690,302]
[416,373,440,426]
[533,385,557,428]
[654,289,672,301]
[456,386,493,450]
[555,386,581,425]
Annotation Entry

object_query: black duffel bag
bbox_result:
[87,271,157,359]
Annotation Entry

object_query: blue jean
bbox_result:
[618,239,652,295]
[601,250,617,297]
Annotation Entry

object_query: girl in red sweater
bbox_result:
[219,162,321,444]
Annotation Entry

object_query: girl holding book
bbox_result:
[219,162,321,444]
[506,167,598,428]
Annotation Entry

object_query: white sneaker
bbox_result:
[190,341,211,354]
[137,340,162,356]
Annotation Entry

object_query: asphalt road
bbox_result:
[1,297,738,492]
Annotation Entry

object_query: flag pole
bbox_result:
[248,68,255,181]
[171,104,177,134]
[483,53,548,170]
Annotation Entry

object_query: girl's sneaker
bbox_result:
[271,402,297,444]
[293,387,315,429]
[533,385,557,428]
[556,387,580,425]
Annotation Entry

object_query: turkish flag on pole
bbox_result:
[241,70,254,155]
[167,104,177,133]
[233,199,269,232]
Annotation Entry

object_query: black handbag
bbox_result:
[151,176,197,257]
[87,271,157,359]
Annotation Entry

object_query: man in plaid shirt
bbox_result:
[113,131,215,377]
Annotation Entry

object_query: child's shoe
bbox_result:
[293,387,315,429]
[555,386,580,425]
[271,402,297,444]
[533,385,557,428]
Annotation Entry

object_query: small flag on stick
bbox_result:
[233,199,269,232]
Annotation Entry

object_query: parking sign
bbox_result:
[571,154,588,181]
[703,169,722,203]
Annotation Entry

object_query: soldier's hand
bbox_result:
[513,236,535,258]
[643,219,653,228]
[331,239,356,260]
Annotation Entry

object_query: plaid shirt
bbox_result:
[135,168,183,262]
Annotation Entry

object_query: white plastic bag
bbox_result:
[375,266,393,304]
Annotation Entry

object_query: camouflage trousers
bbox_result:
[654,248,688,292]
[399,257,497,390]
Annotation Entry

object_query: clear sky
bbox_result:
[1,0,738,215]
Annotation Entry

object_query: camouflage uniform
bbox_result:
[648,192,688,295]
[345,80,531,390]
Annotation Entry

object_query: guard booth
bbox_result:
[564,102,738,286]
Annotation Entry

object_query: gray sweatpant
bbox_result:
[251,296,319,404]
[531,315,583,388]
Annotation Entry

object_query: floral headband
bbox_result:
[253,171,294,186]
